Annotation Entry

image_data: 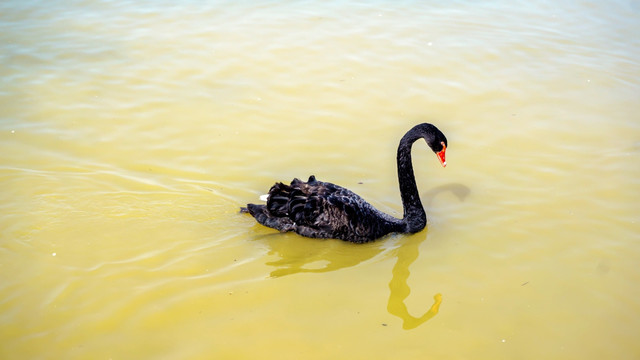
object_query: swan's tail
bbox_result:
[244,203,295,232]
[243,176,318,232]
[245,203,266,220]
[240,194,268,213]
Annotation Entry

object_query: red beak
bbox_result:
[436,143,446,167]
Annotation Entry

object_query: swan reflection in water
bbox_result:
[386,232,443,330]
[261,183,469,329]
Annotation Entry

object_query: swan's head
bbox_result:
[422,124,448,168]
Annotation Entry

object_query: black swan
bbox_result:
[243,123,447,243]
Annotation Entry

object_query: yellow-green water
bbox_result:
[1,1,639,359]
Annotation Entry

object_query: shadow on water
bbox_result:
[260,183,470,329]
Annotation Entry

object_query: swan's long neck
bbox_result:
[396,130,427,233]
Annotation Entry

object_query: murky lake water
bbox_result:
[1,0,639,358]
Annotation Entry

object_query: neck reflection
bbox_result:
[387,232,442,330]
[387,183,469,329]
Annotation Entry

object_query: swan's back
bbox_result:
[246,175,403,243]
